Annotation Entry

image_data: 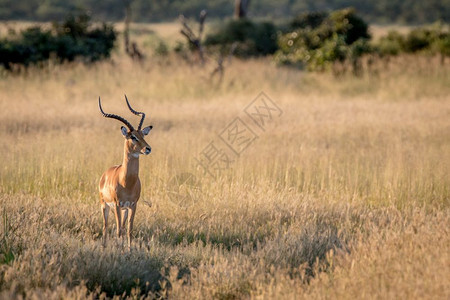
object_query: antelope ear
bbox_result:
[142,125,153,136]
[121,126,128,137]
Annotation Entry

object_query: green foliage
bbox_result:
[276,9,450,73]
[290,11,328,30]
[204,19,278,57]
[373,24,450,59]
[0,13,116,70]
[329,8,370,44]
[376,31,405,56]
[154,41,169,57]
[0,0,449,24]
[309,34,349,71]
[432,34,450,57]
[275,8,371,72]
[404,28,435,52]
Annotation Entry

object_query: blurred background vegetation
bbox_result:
[0,1,449,74]
[0,14,115,69]
[0,0,449,24]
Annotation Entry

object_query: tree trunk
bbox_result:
[123,0,132,54]
[234,0,250,19]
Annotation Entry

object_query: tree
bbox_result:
[234,0,250,19]
[179,10,207,65]
[122,0,143,60]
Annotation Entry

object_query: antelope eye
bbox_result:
[130,135,138,141]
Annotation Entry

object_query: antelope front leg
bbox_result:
[114,204,122,239]
[101,204,110,247]
[127,204,137,249]
[121,208,129,239]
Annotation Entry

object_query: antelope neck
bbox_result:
[120,140,140,186]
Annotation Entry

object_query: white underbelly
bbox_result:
[106,201,135,209]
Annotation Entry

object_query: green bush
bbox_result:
[0,13,116,70]
[154,41,169,56]
[376,30,404,56]
[309,34,349,71]
[204,19,278,57]
[403,25,450,55]
[403,28,434,52]
[372,23,450,60]
[290,12,328,30]
[329,8,370,45]
[432,34,450,59]
[275,8,371,72]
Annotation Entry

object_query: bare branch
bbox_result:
[178,11,207,65]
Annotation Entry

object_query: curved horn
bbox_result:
[125,95,145,130]
[99,97,135,132]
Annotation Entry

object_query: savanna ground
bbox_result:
[0,22,449,299]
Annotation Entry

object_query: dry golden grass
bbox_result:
[0,27,449,298]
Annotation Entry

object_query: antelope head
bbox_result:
[99,95,153,157]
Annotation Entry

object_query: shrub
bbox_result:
[403,28,434,52]
[290,12,328,30]
[275,8,371,72]
[403,24,450,56]
[432,34,450,60]
[0,13,116,70]
[154,41,169,56]
[204,19,278,57]
[376,30,405,56]
[372,23,450,61]
[329,7,370,45]
[308,34,349,71]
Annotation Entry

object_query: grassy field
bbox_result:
[0,22,449,298]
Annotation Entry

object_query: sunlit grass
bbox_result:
[0,29,449,298]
